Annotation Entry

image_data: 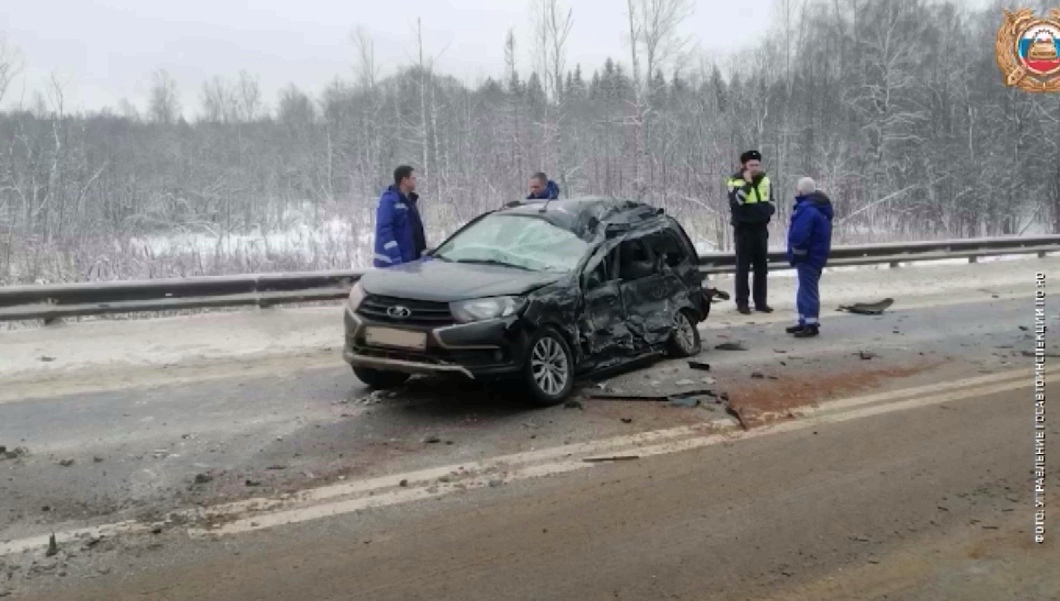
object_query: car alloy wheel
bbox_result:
[530,336,569,398]
[522,328,575,406]
[667,309,701,357]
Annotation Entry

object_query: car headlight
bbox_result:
[450,296,524,323]
[348,282,367,312]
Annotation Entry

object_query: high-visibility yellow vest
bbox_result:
[727,174,771,205]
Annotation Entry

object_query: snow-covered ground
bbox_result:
[1,254,1055,383]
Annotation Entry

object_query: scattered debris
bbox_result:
[438,475,452,483]
[715,342,748,351]
[586,392,669,402]
[488,479,504,488]
[867,558,880,565]
[687,361,711,371]
[726,405,750,431]
[1022,350,1060,358]
[837,298,894,315]
[266,465,287,471]
[46,534,58,557]
[674,379,695,386]
[39,355,56,362]
[857,351,878,360]
[83,536,103,549]
[564,399,584,410]
[193,473,213,485]
[583,455,640,463]
[58,458,75,467]
[1019,325,1029,331]
[773,349,787,354]
[93,456,104,463]
[151,526,163,535]
[423,435,441,444]
[41,505,51,512]
[245,479,262,487]
[669,396,700,408]
[399,479,409,487]
[621,418,633,424]
[751,372,765,379]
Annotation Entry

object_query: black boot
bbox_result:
[755,305,774,313]
[737,305,752,315]
[785,324,804,334]
[793,324,819,338]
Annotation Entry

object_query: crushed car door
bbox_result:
[578,246,634,358]
[617,236,674,348]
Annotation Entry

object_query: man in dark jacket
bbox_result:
[527,172,561,200]
[726,150,775,314]
[785,177,834,338]
[373,165,427,268]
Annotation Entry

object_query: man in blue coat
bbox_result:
[786,177,834,338]
[527,172,560,201]
[373,165,427,268]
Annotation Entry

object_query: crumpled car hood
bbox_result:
[360,258,564,302]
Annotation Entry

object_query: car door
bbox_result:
[578,245,633,358]
[616,235,674,348]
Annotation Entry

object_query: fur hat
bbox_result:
[739,150,762,164]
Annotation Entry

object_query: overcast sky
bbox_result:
[1,0,996,116]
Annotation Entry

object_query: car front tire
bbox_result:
[352,367,411,390]
[667,308,702,357]
[523,327,575,407]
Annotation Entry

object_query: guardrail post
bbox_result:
[1040,251,1048,259]
[889,261,900,268]
[968,256,978,264]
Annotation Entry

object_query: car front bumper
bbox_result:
[342,306,528,379]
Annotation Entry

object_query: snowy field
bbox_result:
[2,199,1053,285]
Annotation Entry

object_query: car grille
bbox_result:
[356,294,455,326]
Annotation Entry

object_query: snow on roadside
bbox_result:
[2,254,1056,382]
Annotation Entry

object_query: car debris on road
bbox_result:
[837,298,894,315]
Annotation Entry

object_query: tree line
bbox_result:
[0,0,1058,284]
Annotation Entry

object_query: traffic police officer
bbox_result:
[726,150,775,314]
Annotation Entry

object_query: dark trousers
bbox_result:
[795,263,821,326]
[733,224,769,309]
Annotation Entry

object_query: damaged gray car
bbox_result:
[342,197,720,406]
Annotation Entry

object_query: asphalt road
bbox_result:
[1,292,1056,599]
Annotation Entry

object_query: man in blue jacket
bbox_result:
[527,172,560,200]
[786,177,834,338]
[373,165,427,268]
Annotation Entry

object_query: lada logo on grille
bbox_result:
[387,305,412,319]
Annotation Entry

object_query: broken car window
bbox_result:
[433,214,590,273]
[618,238,656,281]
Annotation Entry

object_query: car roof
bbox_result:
[496,196,667,241]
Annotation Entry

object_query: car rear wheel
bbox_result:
[523,328,574,406]
[352,367,411,390]
[667,309,701,357]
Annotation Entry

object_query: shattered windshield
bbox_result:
[432,213,589,273]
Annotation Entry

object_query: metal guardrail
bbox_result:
[1,235,1058,322]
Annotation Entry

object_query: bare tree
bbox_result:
[200,76,234,123]
[148,69,181,124]
[531,0,573,100]
[236,70,262,121]
[634,0,694,93]
[0,34,24,107]
[352,26,379,90]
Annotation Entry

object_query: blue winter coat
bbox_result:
[527,180,561,200]
[373,185,426,268]
[786,190,834,270]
